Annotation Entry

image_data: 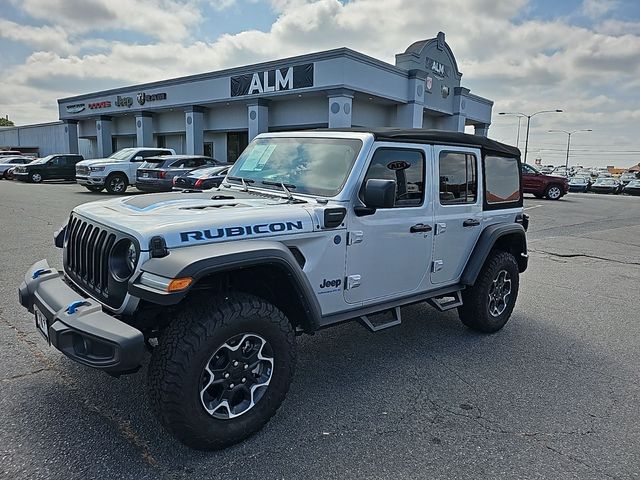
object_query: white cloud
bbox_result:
[581,0,618,19]
[0,19,72,53]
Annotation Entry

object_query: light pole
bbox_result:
[548,129,592,174]
[499,109,563,163]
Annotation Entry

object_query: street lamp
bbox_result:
[548,129,592,175]
[499,109,563,164]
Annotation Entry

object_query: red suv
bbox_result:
[521,164,569,200]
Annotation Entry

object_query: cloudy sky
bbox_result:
[1,0,639,167]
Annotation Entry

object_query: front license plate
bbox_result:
[34,306,49,343]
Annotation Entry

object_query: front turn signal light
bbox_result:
[167,277,193,292]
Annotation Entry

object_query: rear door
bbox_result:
[430,146,482,285]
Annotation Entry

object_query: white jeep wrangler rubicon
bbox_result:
[19,128,528,450]
[75,147,175,194]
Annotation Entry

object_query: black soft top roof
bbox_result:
[321,127,520,158]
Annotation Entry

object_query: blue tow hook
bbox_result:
[66,301,88,315]
[32,268,52,279]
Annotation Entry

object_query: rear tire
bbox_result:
[105,173,128,194]
[85,186,104,192]
[148,293,296,450]
[458,250,519,333]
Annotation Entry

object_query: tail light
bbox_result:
[194,179,203,188]
[158,171,166,179]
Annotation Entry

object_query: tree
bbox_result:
[0,117,15,127]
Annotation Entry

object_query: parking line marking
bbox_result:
[524,205,543,211]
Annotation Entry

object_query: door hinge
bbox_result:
[435,223,447,235]
[347,231,364,245]
[345,275,361,289]
[432,260,444,273]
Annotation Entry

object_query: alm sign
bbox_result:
[230,64,314,97]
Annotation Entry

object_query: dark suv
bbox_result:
[14,154,84,183]
[521,163,569,200]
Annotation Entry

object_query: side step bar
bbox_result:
[359,307,401,332]
[427,290,463,312]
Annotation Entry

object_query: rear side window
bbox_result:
[361,148,425,207]
[439,152,477,205]
[485,155,521,204]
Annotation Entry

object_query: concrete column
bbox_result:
[327,89,353,128]
[96,116,112,157]
[62,120,79,154]
[136,112,153,147]
[185,107,205,155]
[248,100,269,141]
[474,123,490,137]
[396,70,425,128]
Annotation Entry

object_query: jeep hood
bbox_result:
[72,190,316,249]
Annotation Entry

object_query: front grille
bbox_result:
[63,215,131,309]
[76,165,89,175]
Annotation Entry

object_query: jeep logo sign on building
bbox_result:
[231,64,314,97]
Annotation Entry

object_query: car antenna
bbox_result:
[241,177,249,192]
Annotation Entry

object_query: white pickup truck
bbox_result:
[75,147,175,194]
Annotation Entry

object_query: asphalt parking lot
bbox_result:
[1,181,639,480]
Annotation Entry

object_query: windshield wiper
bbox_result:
[226,176,255,191]
[261,180,296,200]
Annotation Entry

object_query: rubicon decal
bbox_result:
[180,221,304,242]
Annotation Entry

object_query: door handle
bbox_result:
[463,219,480,227]
[410,223,433,233]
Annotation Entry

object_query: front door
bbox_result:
[345,144,434,305]
[431,146,483,285]
[47,156,64,179]
[521,163,543,193]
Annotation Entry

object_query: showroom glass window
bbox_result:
[485,155,521,204]
[439,152,477,204]
[361,148,425,207]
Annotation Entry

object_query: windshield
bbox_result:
[570,177,587,184]
[227,137,363,196]
[30,155,54,164]
[108,148,137,160]
[192,166,228,177]
[628,180,640,186]
[596,179,615,185]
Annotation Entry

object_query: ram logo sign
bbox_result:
[230,64,314,97]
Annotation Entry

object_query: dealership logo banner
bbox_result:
[231,64,314,97]
[66,103,86,113]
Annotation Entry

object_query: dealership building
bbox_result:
[0,32,493,162]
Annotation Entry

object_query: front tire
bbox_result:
[458,250,520,333]
[30,172,43,183]
[105,173,128,194]
[148,293,296,450]
[545,184,563,200]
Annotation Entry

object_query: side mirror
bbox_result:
[134,155,144,162]
[355,179,396,216]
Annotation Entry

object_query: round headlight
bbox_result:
[110,239,138,281]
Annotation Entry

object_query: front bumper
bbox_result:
[13,172,29,181]
[76,175,105,186]
[18,259,145,374]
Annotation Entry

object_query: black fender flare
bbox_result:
[461,223,528,286]
[129,240,322,332]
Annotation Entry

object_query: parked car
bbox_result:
[172,164,231,191]
[521,163,569,200]
[539,165,554,174]
[13,154,84,183]
[622,179,640,196]
[135,155,221,192]
[590,178,622,194]
[0,156,33,178]
[18,128,528,450]
[568,176,591,193]
[0,150,23,157]
[552,166,569,177]
[76,147,175,194]
[619,172,638,185]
